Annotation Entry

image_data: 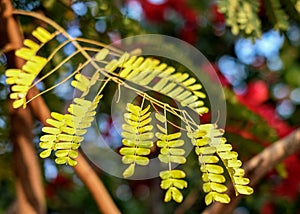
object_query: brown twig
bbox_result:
[202,128,300,214]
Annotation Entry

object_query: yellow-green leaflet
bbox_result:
[123,163,135,178]
[235,185,254,195]
[201,164,224,174]
[95,48,109,61]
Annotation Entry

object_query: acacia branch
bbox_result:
[28,77,121,214]
[202,128,300,214]
[1,0,46,213]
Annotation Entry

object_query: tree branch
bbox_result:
[1,0,46,213]
[203,128,300,214]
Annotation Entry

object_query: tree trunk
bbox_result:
[0,0,46,213]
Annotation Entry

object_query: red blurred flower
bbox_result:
[140,0,168,22]
[45,174,73,198]
[274,155,300,200]
[240,80,269,105]
[210,4,225,24]
[179,25,197,44]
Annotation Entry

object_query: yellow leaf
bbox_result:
[196,107,209,114]
[135,156,149,165]
[67,158,77,166]
[218,151,238,159]
[24,39,39,51]
[122,155,135,164]
[60,126,75,135]
[171,187,183,203]
[210,182,227,193]
[196,146,216,155]
[40,141,54,149]
[40,149,52,158]
[168,87,184,97]
[172,179,188,189]
[161,148,185,156]
[15,48,35,60]
[161,179,172,189]
[160,170,171,179]
[69,150,78,159]
[205,192,214,205]
[12,85,29,92]
[168,140,184,147]
[182,77,196,87]
[235,185,253,195]
[198,155,219,164]
[139,125,153,133]
[122,124,137,133]
[160,82,176,94]
[181,95,198,106]
[55,157,67,165]
[139,117,152,127]
[233,176,250,185]
[5,69,21,77]
[172,72,189,82]
[40,134,57,142]
[74,98,92,106]
[123,163,135,178]
[177,90,192,101]
[157,124,167,134]
[42,127,60,135]
[13,98,26,109]
[153,78,168,91]
[188,100,204,108]
[55,143,73,149]
[228,159,242,168]
[170,155,186,164]
[188,84,202,91]
[136,148,151,155]
[193,91,206,98]
[51,112,65,121]
[164,188,172,202]
[203,182,211,193]
[234,168,245,176]
[214,192,231,204]
[55,150,69,157]
[95,48,109,61]
[170,170,186,178]
[46,118,63,128]
[201,164,224,174]
[207,173,226,183]
[140,105,151,116]
[71,80,87,92]
[126,103,141,115]
[120,147,136,155]
[33,27,52,43]
[124,113,139,121]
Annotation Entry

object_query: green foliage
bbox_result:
[4,11,253,205]
[217,0,300,38]
[217,0,262,38]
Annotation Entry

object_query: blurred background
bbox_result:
[1,0,300,213]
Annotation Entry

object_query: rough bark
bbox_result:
[0,0,46,213]
[203,128,300,214]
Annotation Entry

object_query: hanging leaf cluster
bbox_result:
[217,0,300,38]
[5,11,253,205]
